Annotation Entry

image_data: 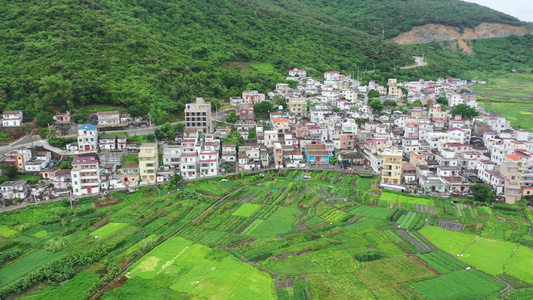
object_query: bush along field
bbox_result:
[1,170,533,299]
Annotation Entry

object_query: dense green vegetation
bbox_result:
[252,0,525,39]
[2,171,533,299]
[0,0,413,120]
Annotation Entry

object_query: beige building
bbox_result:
[288,97,308,117]
[381,148,403,186]
[500,162,523,204]
[388,78,402,100]
[185,97,212,133]
[139,143,159,184]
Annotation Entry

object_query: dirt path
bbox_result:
[398,229,432,252]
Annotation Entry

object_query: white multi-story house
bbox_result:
[221,142,237,162]
[99,135,116,150]
[25,151,51,172]
[2,111,23,127]
[97,111,121,127]
[71,156,100,196]
[0,181,29,200]
[264,130,278,148]
[199,146,218,177]
[162,144,181,167]
[77,124,98,151]
[491,144,515,165]
[180,139,199,180]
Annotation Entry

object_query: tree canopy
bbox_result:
[469,183,496,205]
[451,104,479,120]
[369,99,383,111]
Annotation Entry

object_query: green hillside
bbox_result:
[248,0,525,38]
[0,0,529,121]
[0,0,410,120]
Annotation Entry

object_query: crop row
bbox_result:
[417,250,468,274]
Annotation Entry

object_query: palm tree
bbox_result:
[46,124,60,139]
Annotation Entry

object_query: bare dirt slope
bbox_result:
[393,22,527,44]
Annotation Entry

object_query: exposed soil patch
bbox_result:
[394,22,527,44]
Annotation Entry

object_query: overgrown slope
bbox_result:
[254,0,526,38]
[0,0,410,120]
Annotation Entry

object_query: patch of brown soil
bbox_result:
[394,22,528,44]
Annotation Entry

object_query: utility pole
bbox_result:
[147,113,152,128]
[382,29,385,41]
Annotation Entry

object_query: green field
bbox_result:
[115,236,276,299]
[412,270,505,299]
[0,250,62,287]
[90,222,128,239]
[232,203,261,217]
[473,73,533,130]
[1,171,533,299]
[461,237,517,276]
[355,256,435,289]
[419,226,476,255]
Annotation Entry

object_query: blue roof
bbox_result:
[78,124,97,130]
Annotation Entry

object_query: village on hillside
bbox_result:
[0,68,530,207]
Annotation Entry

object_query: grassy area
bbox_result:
[419,226,477,255]
[473,73,533,130]
[412,270,505,299]
[0,250,62,287]
[232,203,261,217]
[90,222,128,239]
[461,237,517,276]
[113,236,276,299]
[355,256,435,289]
[505,246,533,283]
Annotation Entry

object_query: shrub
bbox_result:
[356,250,384,262]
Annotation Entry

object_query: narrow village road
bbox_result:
[401,56,428,69]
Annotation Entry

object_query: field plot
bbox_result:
[247,206,301,238]
[474,73,533,130]
[355,256,435,289]
[232,203,261,217]
[412,270,505,299]
[118,236,275,299]
[0,225,19,238]
[417,250,468,274]
[419,226,476,255]
[0,250,61,287]
[505,246,533,283]
[19,270,100,300]
[461,237,517,276]
[308,274,375,300]
[346,205,394,220]
[90,222,128,239]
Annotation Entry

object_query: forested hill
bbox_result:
[0,0,411,121]
[251,0,526,39]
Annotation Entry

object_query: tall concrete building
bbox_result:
[71,156,100,196]
[288,97,308,117]
[381,147,403,186]
[78,124,98,151]
[185,97,212,134]
[139,143,158,184]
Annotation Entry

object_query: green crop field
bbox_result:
[90,222,128,239]
[346,205,394,220]
[412,270,505,299]
[355,256,435,289]
[0,250,62,287]
[461,237,517,276]
[419,226,477,255]
[473,73,533,131]
[114,236,276,299]
[1,170,533,299]
[505,246,533,283]
[232,203,261,217]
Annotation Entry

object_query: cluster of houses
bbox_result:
[0,69,531,205]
